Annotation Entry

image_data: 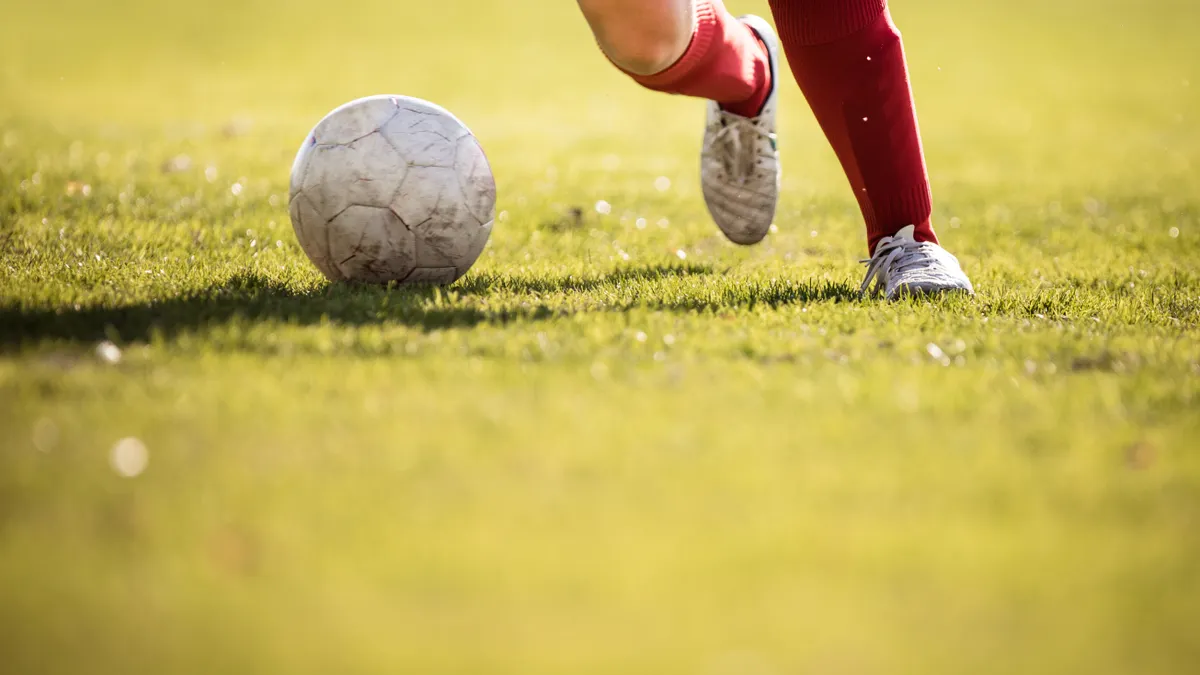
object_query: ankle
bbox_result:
[718,31,771,117]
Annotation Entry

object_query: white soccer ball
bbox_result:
[288,95,496,284]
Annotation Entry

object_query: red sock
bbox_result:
[768,0,937,253]
[626,0,772,118]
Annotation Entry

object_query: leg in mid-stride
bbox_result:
[576,0,781,245]
[576,0,972,298]
[768,0,973,297]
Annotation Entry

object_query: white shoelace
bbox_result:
[710,112,773,183]
[859,228,932,295]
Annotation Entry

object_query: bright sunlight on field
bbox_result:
[1,1,1198,674]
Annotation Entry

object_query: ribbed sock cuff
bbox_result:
[866,182,937,251]
[770,0,887,46]
[628,0,719,88]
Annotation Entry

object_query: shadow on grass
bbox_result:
[0,263,860,348]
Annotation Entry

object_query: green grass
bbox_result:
[2,0,1199,673]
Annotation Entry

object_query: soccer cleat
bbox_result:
[860,225,975,299]
[700,15,780,246]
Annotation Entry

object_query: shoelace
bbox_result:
[710,112,773,183]
[859,231,933,295]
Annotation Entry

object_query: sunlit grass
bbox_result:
[1,1,1199,674]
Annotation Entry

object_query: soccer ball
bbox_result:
[288,95,496,284]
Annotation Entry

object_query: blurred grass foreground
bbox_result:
[1,1,1199,674]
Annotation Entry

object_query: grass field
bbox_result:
[2,0,1199,673]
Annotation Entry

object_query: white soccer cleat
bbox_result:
[860,225,975,299]
[700,15,780,246]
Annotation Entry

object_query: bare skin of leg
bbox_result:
[576,0,694,75]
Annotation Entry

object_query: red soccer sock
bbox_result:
[768,0,937,253]
[626,0,772,118]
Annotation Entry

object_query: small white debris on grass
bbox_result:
[205,166,218,183]
[654,176,672,192]
[926,343,950,366]
[162,155,192,173]
[595,200,612,215]
[110,437,148,478]
[95,341,122,365]
[663,334,676,346]
[635,331,647,343]
[231,182,244,196]
[1169,227,1180,238]
[635,218,647,229]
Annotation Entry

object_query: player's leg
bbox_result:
[576,0,782,245]
[767,0,973,297]
[577,0,768,113]
[576,0,694,77]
